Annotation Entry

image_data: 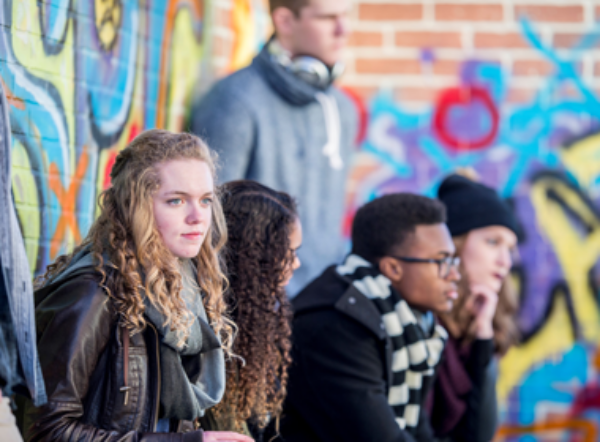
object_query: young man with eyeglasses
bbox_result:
[279,193,460,442]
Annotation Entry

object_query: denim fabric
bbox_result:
[0,254,21,396]
[0,78,46,406]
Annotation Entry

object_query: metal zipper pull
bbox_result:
[120,386,131,405]
[121,326,131,405]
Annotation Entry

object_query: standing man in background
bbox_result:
[190,0,357,295]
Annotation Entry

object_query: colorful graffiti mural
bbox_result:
[6,0,600,437]
[229,0,271,72]
[2,0,268,274]
[2,0,205,272]
[345,19,600,439]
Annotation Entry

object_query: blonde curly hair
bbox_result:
[37,129,233,353]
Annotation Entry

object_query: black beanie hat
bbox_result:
[437,174,521,239]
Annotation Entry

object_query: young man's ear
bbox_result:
[271,7,297,37]
[378,257,403,283]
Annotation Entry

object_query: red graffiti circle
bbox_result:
[433,86,499,151]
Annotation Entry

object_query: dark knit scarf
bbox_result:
[253,41,325,106]
[428,335,472,434]
[336,254,447,430]
[50,250,225,421]
[144,259,225,421]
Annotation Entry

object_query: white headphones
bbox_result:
[268,39,344,90]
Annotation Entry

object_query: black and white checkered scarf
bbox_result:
[336,254,448,430]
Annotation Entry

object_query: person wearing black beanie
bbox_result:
[437,174,521,240]
[428,173,521,442]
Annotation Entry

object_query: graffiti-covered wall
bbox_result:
[5,0,600,439]
[343,1,600,440]
[1,0,268,274]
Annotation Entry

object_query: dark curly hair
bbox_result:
[351,193,447,263]
[214,180,297,431]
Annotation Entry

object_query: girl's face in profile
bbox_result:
[153,159,214,259]
[460,225,517,293]
[280,217,303,287]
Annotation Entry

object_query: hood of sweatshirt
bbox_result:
[252,42,344,170]
[252,42,330,106]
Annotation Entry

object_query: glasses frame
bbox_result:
[389,255,460,279]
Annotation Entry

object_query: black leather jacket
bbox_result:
[21,266,204,441]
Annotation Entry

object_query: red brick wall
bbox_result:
[341,1,599,106]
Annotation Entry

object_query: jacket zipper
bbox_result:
[99,286,161,430]
[147,322,161,431]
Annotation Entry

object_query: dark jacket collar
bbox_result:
[292,265,387,340]
[24,268,162,436]
[34,265,101,308]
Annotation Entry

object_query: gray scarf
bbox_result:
[144,259,225,420]
[51,251,225,420]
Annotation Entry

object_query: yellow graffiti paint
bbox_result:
[533,177,600,339]
[498,174,600,401]
[230,0,271,71]
[11,139,40,274]
[94,0,123,51]
[561,132,600,193]
[167,8,203,131]
[11,0,77,149]
[3,0,266,272]
[498,290,575,402]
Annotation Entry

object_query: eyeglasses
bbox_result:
[389,255,460,279]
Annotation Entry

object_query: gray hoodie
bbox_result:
[190,44,358,295]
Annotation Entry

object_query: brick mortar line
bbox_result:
[583,53,594,81]
[504,0,514,22]
[341,73,598,85]
[213,0,233,9]
[341,80,558,88]
[431,0,587,5]
[211,27,234,38]
[351,2,359,21]
[212,58,230,69]
[583,0,595,26]
[463,26,473,52]
[356,0,512,4]
[341,79,458,88]
[347,71,592,82]
[350,21,597,32]
[423,0,434,22]
[346,47,600,57]
[508,0,584,3]
[383,25,395,50]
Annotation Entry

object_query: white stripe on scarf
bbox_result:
[336,254,447,430]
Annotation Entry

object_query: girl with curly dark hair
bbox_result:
[209,180,302,438]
